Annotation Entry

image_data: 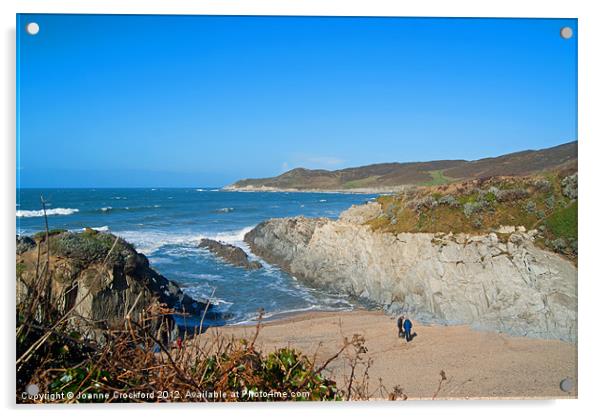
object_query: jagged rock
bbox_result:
[245,208,577,342]
[16,231,213,339]
[16,235,35,254]
[199,238,262,270]
[339,201,382,224]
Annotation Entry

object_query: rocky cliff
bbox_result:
[16,230,214,339]
[244,203,577,341]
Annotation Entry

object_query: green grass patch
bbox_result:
[546,201,577,240]
[421,170,454,186]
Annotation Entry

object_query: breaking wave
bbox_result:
[214,207,234,213]
[115,225,256,255]
[16,208,79,218]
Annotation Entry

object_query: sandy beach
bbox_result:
[208,310,577,400]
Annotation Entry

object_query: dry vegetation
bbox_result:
[366,171,578,260]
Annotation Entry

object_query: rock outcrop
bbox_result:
[245,210,577,341]
[199,238,262,270]
[17,231,215,339]
[16,235,35,254]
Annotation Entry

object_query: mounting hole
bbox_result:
[560,26,573,40]
[26,22,40,36]
[559,378,574,392]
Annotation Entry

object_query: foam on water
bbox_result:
[16,208,79,218]
[80,225,110,232]
[114,225,256,255]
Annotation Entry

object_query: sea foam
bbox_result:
[16,208,79,218]
[115,225,256,255]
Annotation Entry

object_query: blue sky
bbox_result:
[17,15,577,188]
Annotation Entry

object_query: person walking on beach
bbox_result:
[397,315,405,338]
[403,317,413,342]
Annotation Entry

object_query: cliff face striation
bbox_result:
[244,203,577,341]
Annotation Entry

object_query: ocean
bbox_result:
[16,188,377,325]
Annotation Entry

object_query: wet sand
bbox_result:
[208,310,577,400]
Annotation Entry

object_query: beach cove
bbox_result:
[214,310,577,400]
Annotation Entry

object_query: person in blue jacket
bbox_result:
[403,317,413,342]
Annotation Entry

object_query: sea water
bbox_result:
[17,188,376,325]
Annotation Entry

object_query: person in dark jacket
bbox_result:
[403,317,413,342]
[397,315,405,338]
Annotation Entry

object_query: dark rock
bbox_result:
[16,235,35,254]
[16,231,214,340]
[199,238,262,270]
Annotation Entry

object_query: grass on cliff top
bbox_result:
[546,201,577,240]
[46,229,134,265]
[366,172,577,259]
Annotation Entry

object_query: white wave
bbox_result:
[211,226,255,245]
[196,188,205,192]
[101,206,112,212]
[319,199,327,202]
[207,297,233,307]
[16,208,79,218]
[231,305,344,325]
[87,225,109,232]
[215,207,234,213]
[115,231,198,254]
[210,189,220,192]
[115,225,256,255]
[182,272,223,280]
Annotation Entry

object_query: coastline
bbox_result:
[222,185,404,194]
[211,309,577,400]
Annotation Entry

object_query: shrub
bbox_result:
[494,188,529,202]
[438,195,459,207]
[463,201,485,217]
[561,174,578,200]
[534,179,552,192]
[550,238,567,252]
[524,200,537,213]
[570,239,578,254]
[411,196,438,211]
[545,196,556,209]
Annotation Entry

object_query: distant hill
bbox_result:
[226,141,577,192]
